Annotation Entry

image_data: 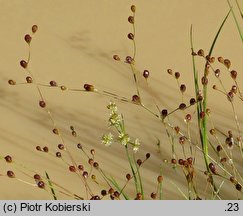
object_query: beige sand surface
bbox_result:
[0,0,243,199]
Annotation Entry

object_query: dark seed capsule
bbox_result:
[180,84,186,93]
[32,25,38,33]
[235,184,242,191]
[189,98,196,105]
[179,103,186,110]
[60,85,67,91]
[36,146,41,151]
[26,76,33,83]
[126,173,131,180]
[77,143,82,149]
[131,5,136,12]
[83,171,88,178]
[78,165,84,170]
[70,126,74,131]
[128,16,134,24]
[113,55,120,61]
[210,129,216,135]
[187,157,193,165]
[69,166,76,172]
[167,69,173,75]
[157,175,163,183]
[101,190,107,196]
[171,158,177,164]
[8,80,16,85]
[50,80,57,86]
[34,174,41,180]
[24,34,32,44]
[214,69,220,78]
[210,57,215,63]
[201,76,208,85]
[20,60,28,68]
[231,85,237,94]
[108,188,114,194]
[209,163,216,174]
[37,181,45,189]
[197,49,204,56]
[224,59,231,69]
[52,128,59,135]
[88,158,94,165]
[143,70,150,78]
[39,100,46,108]
[93,162,99,168]
[90,149,95,155]
[56,152,61,158]
[151,192,157,199]
[178,159,184,165]
[197,94,203,102]
[132,95,141,104]
[58,144,64,150]
[174,72,180,79]
[145,153,150,159]
[191,51,197,56]
[179,136,186,145]
[84,84,94,92]
[227,91,234,102]
[230,176,236,183]
[7,170,15,178]
[161,109,168,118]
[200,111,205,119]
[4,155,12,163]
[72,131,77,137]
[216,145,222,152]
[218,56,224,63]
[137,159,142,166]
[174,126,180,134]
[114,191,120,198]
[136,193,142,200]
[125,56,133,64]
[185,114,192,122]
[43,146,48,152]
[230,70,237,80]
[127,33,134,40]
[220,157,227,163]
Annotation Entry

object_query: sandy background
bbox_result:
[0,0,243,199]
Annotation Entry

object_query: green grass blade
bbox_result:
[227,0,243,42]
[45,171,57,200]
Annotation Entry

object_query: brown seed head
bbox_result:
[32,25,38,33]
[231,85,237,94]
[24,34,32,44]
[174,126,180,134]
[167,69,173,75]
[185,114,192,122]
[126,173,131,180]
[34,174,41,180]
[209,129,216,135]
[174,72,180,79]
[200,111,205,119]
[132,94,141,104]
[201,76,208,85]
[131,5,136,12]
[4,155,12,163]
[58,144,65,150]
[179,136,186,145]
[230,70,237,80]
[36,146,41,151]
[197,49,204,56]
[20,60,28,68]
[214,69,220,78]
[227,91,234,102]
[235,184,242,191]
[157,175,163,183]
[218,56,224,63]
[60,85,67,91]
[151,192,157,199]
[189,98,196,105]
[128,16,134,24]
[8,80,16,85]
[37,181,45,189]
[7,170,15,178]
[43,146,48,152]
[39,100,46,108]
[56,152,61,158]
[26,76,33,83]
[161,109,168,118]
[125,56,133,64]
[136,159,142,166]
[143,70,150,79]
[50,80,57,87]
[224,59,231,69]
[180,84,186,93]
[69,165,76,172]
[83,171,88,178]
[84,84,94,92]
[127,33,134,40]
[101,190,107,196]
[179,103,186,110]
[145,153,151,159]
[52,128,59,135]
[216,145,222,152]
[78,165,84,170]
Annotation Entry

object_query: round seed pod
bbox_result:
[220,157,227,163]
[78,165,84,170]
[126,173,131,180]
[136,159,142,166]
[58,144,65,150]
[108,188,114,194]
[37,181,45,189]
[24,34,32,44]
[167,69,173,75]
[197,94,203,101]
[224,59,231,69]
[178,159,184,165]
[209,163,216,174]
[127,33,134,40]
[56,152,61,158]
[36,146,41,151]
[218,56,224,63]
[32,25,38,33]
[227,91,234,102]
[157,175,163,183]
[101,190,107,196]
[189,98,196,105]
[209,129,216,135]
[231,85,237,94]
[20,60,28,68]
[185,114,192,122]
[187,157,193,165]
[83,171,88,178]
[128,16,134,24]
[197,49,204,56]
[179,136,186,145]
[216,145,222,152]
[132,95,141,104]
[69,166,76,172]
[131,5,136,12]
[88,158,94,165]
[43,146,48,152]
[110,195,115,200]
[191,51,197,56]
[230,70,237,80]
[151,192,157,199]
[214,69,220,78]
[143,70,149,78]
[60,85,67,91]
[8,80,16,85]
[145,153,150,159]
[125,56,133,64]
[212,85,217,90]
[136,193,142,200]
[84,84,94,92]
[77,143,82,149]
[200,111,205,119]
[93,195,101,200]
[39,100,46,108]
[7,170,15,178]
[174,72,180,79]
[114,191,120,198]
[171,158,177,164]
[230,176,236,183]
[161,109,168,118]
[34,174,41,180]
[235,184,242,191]
[52,128,59,135]
[201,76,208,85]
[50,80,57,86]
[26,76,33,83]
[210,57,215,63]
[174,126,180,134]
[113,55,120,61]
[179,103,186,110]
[93,162,99,168]
[90,149,95,155]
[180,84,186,93]
[4,155,12,163]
